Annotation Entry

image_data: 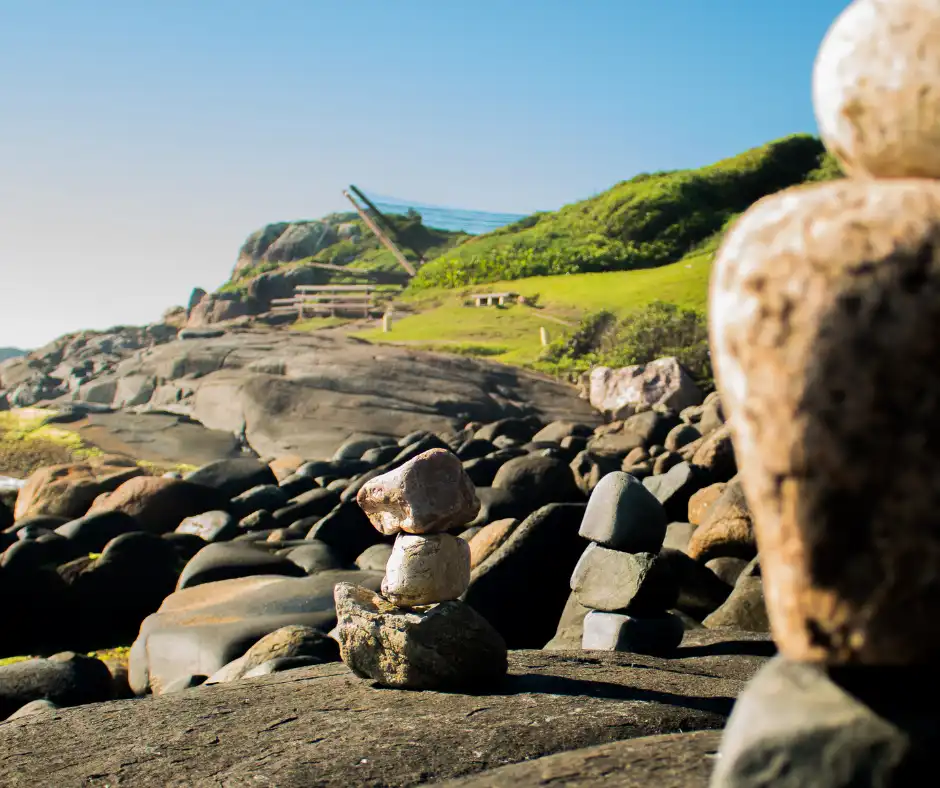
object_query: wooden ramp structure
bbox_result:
[270,284,399,319]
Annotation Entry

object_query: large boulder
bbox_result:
[87,477,226,534]
[14,461,144,521]
[586,358,703,421]
[0,653,113,719]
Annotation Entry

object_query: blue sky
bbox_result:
[0,0,851,349]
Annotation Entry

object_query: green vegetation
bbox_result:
[412,135,836,289]
[0,655,33,667]
[0,408,103,477]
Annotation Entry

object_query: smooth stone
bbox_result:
[176,542,306,591]
[582,611,685,657]
[175,510,236,543]
[242,656,323,679]
[354,543,393,572]
[0,653,112,719]
[813,0,940,179]
[578,471,668,553]
[570,543,678,614]
[283,540,346,574]
[642,462,707,522]
[687,479,755,562]
[183,458,277,500]
[381,533,471,607]
[357,448,480,536]
[6,698,59,720]
[204,625,337,685]
[333,582,507,690]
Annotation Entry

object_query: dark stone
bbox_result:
[272,488,340,526]
[570,545,679,615]
[643,462,708,522]
[3,514,69,535]
[462,456,510,488]
[467,487,533,527]
[282,540,346,574]
[582,611,685,656]
[184,458,277,499]
[0,500,12,530]
[278,474,318,499]
[295,461,334,479]
[578,471,668,552]
[229,484,289,520]
[176,510,237,543]
[533,421,594,443]
[456,438,496,461]
[305,500,382,564]
[706,557,750,586]
[354,543,393,571]
[359,445,401,466]
[0,653,113,719]
[238,509,275,532]
[465,503,587,648]
[703,559,769,633]
[491,455,582,510]
[712,656,940,788]
[176,542,307,590]
[660,548,733,621]
[332,435,395,461]
[474,418,537,444]
[55,511,139,553]
[161,674,207,693]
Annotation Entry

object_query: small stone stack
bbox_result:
[332,448,508,690]
[709,0,940,784]
[569,472,684,656]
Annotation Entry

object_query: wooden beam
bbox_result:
[349,185,426,264]
[343,190,417,277]
[295,284,379,292]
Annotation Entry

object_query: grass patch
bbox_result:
[0,655,33,667]
[135,459,199,476]
[0,408,103,477]
[90,646,131,664]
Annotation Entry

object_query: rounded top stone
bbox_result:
[813,0,940,179]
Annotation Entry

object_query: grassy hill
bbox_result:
[411,134,835,289]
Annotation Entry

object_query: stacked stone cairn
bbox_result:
[708,0,940,784]
[332,448,508,690]
[569,471,684,656]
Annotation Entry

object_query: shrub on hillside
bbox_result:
[540,301,713,391]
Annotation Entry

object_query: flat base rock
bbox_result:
[0,649,760,788]
[436,729,722,787]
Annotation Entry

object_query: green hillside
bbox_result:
[412,134,835,289]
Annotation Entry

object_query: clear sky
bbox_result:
[1,0,851,350]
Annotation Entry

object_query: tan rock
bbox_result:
[686,479,755,563]
[88,476,225,533]
[14,462,144,521]
[268,455,304,482]
[381,533,471,607]
[813,0,940,179]
[687,483,727,526]
[690,424,736,480]
[710,177,940,664]
[357,448,480,536]
[468,518,518,569]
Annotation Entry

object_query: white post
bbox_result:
[540,326,549,346]
[383,311,393,333]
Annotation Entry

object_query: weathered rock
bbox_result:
[129,569,383,694]
[204,624,338,684]
[569,450,619,496]
[6,698,59,720]
[587,358,703,420]
[711,656,940,788]
[54,510,138,553]
[661,548,733,621]
[283,540,345,574]
[544,590,593,650]
[305,500,383,563]
[14,462,144,521]
[228,484,289,520]
[706,556,750,586]
[665,423,702,453]
[578,471,668,553]
[687,478,756,562]
[273,487,340,526]
[643,462,706,522]
[709,177,940,663]
[175,510,237,543]
[532,421,594,443]
[690,424,736,481]
[582,611,685,656]
[87,476,225,534]
[688,482,727,526]
[381,533,471,607]
[662,521,696,553]
[703,560,768,633]
[813,0,940,180]
[183,458,277,499]
[465,503,587,648]
[333,582,507,690]
[570,544,678,614]
[357,448,480,536]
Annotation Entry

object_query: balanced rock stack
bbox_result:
[332,448,508,690]
[709,0,940,784]
[569,472,684,656]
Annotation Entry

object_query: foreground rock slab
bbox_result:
[0,649,759,788]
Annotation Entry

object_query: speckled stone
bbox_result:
[710,177,940,664]
[381,533,471,608]
[813,0,940,179]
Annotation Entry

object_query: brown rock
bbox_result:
[357,448,480,536]
[686,479,755,563]
[710,177,940,663]
[690,424,736,480]
[687,482,727,526]
[268,455,304,482]
[14,462,145,521]
[87,476,225,533]
[813,0,940,179]
[468,517,518,569]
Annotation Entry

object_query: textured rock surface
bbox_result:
[587,358,703,420]
[381,533,471,607]
[570,544,677,614]
[813,0,940,179]
[582,611,685,656]
[578,471,668,553]
[357,448,480,535]
[710,177,940,663]
[0,649,755,788]
[333,582,507,690]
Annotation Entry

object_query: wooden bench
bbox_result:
[469,291,518,307]
[270,284,399,319]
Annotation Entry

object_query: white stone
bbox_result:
[381,533,470,608]
[813,0,940,179]
[587,357,703,421]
